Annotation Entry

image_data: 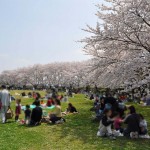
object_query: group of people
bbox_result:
[23,98,77,125]
[0,85,78,126]
[1,84,149,140]
[90,93,149,139]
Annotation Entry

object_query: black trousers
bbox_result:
[50,114,61,124]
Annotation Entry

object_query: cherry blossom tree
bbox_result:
[81,0,150,91]
[0,62,89,89]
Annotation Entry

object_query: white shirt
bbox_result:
[0,89,10,106]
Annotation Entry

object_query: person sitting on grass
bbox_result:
[117,99,126,118]
[46,97,54,107]
[139,114,148,135]
[32,92,37,99]
[36,92,41,99]
[123,106,140,138]
[32,97,40,105]
[94,96,99,106]
[93,97,105,121]
[30,101,42,126]
[49,99,62,124]
[66,103,78,114]
[62,95,68,102]
[24,105,31,125]
[104,93,118,112]
[90,97,103,122]
[97,109,118,140]
[146,94,150,106]
[28,92,32,98]
[40,100,45,105]
[114,112,124,133]
[99,97,105,113]
[57,94,63,100]
[90,94,94,100]
[15,99,21,122]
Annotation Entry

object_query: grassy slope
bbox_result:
[0,90,150,150]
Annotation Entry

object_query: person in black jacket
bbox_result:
[67,103,78,113]
[30,101,42,126]
[123,106,140,138]
[104,93,118,114]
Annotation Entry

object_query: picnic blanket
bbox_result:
[21,105,55,111]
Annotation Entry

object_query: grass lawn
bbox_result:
[0,90,150,150]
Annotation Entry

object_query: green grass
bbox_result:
[0,90,150,150]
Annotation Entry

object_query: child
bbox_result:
[97,109,118,139]
[40,100,45,105]
[15,99,21,122]
[139,114,148,135]
[24,105,31,125]
[114,113,124,133]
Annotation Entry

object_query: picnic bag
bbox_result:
[6,108,14,119]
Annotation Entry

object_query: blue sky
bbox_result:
[0,0,102,72]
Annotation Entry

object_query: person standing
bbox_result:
[0,85,11,123]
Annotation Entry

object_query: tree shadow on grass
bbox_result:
[58,107,99,142]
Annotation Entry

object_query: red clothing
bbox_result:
[114,118,122,129]
[120,95,127,101]
[15,104,21,115]
[47,99,54,107]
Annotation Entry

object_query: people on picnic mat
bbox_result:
[94,91,150,139]
[97,104,150,139]
[0,85,11,124]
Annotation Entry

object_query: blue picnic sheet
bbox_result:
[21,105,55,110]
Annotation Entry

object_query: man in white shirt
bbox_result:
[0,85,11,123]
